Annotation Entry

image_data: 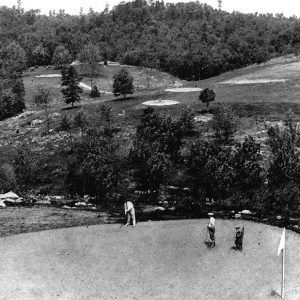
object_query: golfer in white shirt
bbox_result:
[207,213,216,247]
[124,200,136,227]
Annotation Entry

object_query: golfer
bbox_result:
[207,213,216,247]
[235,226,244,251]
[124,199,136,227]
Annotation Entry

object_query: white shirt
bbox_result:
[124,201,134,213]
[208,217,215,228]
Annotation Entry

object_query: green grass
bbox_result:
[2,56,300,193]
[1,219,300,299]
[0,206,111,236]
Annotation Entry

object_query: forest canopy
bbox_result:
[0,1,300,80]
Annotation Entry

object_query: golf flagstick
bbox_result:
[281,237,285,299]
[277,228,286,299]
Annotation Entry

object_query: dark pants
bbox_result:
[208,226,215,246]
[235,237,242,251]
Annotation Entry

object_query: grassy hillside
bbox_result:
[1,56,300,193]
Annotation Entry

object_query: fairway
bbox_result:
[1,219,299,300]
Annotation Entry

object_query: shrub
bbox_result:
[212,103,237,144]
[199,88,215,109]
[66,132,126,207]
[0,163,17,192]
[113,68,134,99]
[90,85,101,98]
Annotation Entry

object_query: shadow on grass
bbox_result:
[270,290,282,298]
[204,241,214,248]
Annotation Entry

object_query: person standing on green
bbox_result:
[124,199,136,227]
[207,213,216,248]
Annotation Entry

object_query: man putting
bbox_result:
[207,213,216,248]
[124,198,136,227]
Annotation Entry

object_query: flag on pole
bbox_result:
[277,228,285,256]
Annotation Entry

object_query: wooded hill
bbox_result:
[1,0,300,80]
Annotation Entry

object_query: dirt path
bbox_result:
[1,219,299,299]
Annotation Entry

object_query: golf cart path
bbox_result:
[1,219,300,300]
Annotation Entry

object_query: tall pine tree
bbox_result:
[61,66,81,107]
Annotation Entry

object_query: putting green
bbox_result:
[1,219,299,299]
[142,100,179,106]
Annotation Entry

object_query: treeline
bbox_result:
[3,105,299,219]
[1,1,300,80]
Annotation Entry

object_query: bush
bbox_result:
[212,103,237,144]
[66,132,126,208]
[13,145,36,192]
[199,88,215,109]
[113,68,134,99]
[0,78,26,121]
[90,85,101,98]
[0,163,17,192]
[178,107,195,136]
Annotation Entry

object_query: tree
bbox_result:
[0,77,25,121]
[199,88,215,110]
[61,66,81,107]
[73,110,88,138]
[78,43,102,86]
[130,107,184,194]
[267,113,300,187]
[99,104,113,135]
[113,68,134,99]
[52,45,72,69]
[30,44,51,66]
[66,132,125,207]
[0,163,17,192]
[217,0,223,10]
[265,111,300,216]
[212,103,237,144]
[33,86,52,133]
[184,139,220,200]
[232,136,264,203]
[11,77,26,112]
[90,84,100,98]
[0,41,27,78]
[14,145,36,192]
[178,106,195,136]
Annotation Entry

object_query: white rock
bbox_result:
[31,119,44,126]
[156,206,165,211]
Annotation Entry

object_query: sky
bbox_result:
[1,0,300,17]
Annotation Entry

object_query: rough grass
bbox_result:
[2,56,300,192]
[1,219,299,299]
[0,206,113,236]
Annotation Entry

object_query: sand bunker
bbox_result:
[165,87,203,92]
[142,100,179,106]
[34,74,62,78]
[219,79,286,85]
[79,82,92,91]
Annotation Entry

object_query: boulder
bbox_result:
[75,202,87,207]
[0,191,19,199]
[62,205,72,209]
[156,206,165,212]
[31,119,44,126]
